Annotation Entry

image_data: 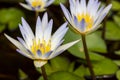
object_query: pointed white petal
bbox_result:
[41,51,53,59]
[34,61,47,68]
[80,0,86,14]
[16,49,33,59]
[49,39,80,59]
[51,27,68,50]
[35,16,43,42]
[4,34,33,59]
[21,17,34,39]
[42,12,48,31]
[44,19,53,43]
[52,22,68,40]
[17,37,27,48]
[45,0,54,7]
[19,3,32,11]
[60,4,72,22]
[93,4,112,29]
[19,24,32,47]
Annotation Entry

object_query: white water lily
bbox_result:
[60,0,112,34]
[5,13,79,68]
[20,0,54,12]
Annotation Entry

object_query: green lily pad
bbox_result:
[74,65,86,77]
[19,69,28,80]
[39,71,84,80]
[114,60,120,66]
[0,24,5,32]
[105,21,120,40]
[85,59,118,76]
[37,56,70,75]
[53,0,67,5]
[0,8,24,31]
[63,29,106,61]
[112,0,120,11]
[116,70,120,80]
[113,15,120,27]
[115,50,120,56]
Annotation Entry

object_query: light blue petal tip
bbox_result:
[37,50,42,56]
[43,51,53,58]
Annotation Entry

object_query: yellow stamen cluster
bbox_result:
[31,39,51,54]
[77,13,93,31]
[31,0,45,8]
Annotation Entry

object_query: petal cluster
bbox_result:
[20,0,54,12]
[60,0,112,34]
[5,13,79,67]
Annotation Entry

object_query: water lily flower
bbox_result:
[5,13,79,68]
[60,0,112,34]
[20,0,54,12]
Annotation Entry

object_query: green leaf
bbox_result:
[53,0,67,5]
[74,65,86,77]
[38,56,70,75]
[63,29,106,61]
[85,32,107,53]
[85,59,118,75]
[112,0,120,11]
[39,71,84,80]
[113,15,120,27]
[114,60,120,66]
[8,8,24,30]
[105,21,120,40]
[68,62,75,72]
[116,70,120,80]
[0,8,24,31]
[0,9,10,23]
[0,24,5,32]
[19,69,28,80]
[115,50,120,56]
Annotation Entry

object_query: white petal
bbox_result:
[21,17,34,39]
[35,16,43,42]
[41,51,53,59]
[16,49,33,59]
[19,3,32,11]
[93,4,112,29]
[34,61,47,68]
[51,27,68,50]
[60,4,72,22]
[80,0,86,14]
[17,37,27,48]
[49,39,80,59]
[45,0,54,7]
[52,22,68,40]
[4,34,33,59]
[44,19,53,44]
[19,24,32,48]
[42,12,48,31]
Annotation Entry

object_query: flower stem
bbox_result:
[102,0,111,39]
[41,66,48,80]
[81,34,96,80]
[35,11,39,20]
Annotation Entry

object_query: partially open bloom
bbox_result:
[20,0,54,12]
[60,0,112,34]
[5,13,79,67]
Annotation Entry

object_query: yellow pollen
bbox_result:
[31,39,51,54]
[77,13,93,31]
[31,0,45,8]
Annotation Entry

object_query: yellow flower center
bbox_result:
[31,39,51,54]
[31,0,45,8]
[77,13,93,31]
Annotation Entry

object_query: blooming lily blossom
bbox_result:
[20,0,54,12]
[60,0,112,34]
[5,13,80,68]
